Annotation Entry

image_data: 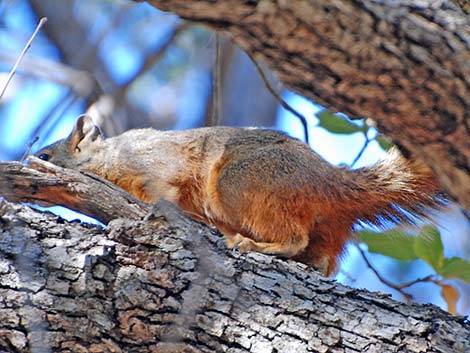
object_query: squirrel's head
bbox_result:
[34,115,104,170]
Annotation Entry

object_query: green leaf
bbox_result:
[439,257,470,282]
[316,110,363,135]
[358,229,418,261]
[413,225,444,271]
[376,136,394,151]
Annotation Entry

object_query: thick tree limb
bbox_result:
[0,200,469,352]
[0,161,469,352]
[141,0,470,209]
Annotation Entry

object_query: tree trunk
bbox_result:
[140,0,470,209]
[0,160,469,352]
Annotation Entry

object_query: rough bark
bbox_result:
[140,0,470,209]
[0,158,148,224]
[451,0,470,14]
[0,161,469,352]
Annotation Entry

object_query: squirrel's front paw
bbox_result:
[224,234,260,253]
[237,238,256,253]
[224,233,245,249]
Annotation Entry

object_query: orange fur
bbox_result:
[107,174,151,203]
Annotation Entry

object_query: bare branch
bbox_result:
[0,17,47,100]
[211,31,223,126]
[117,21,190,94]
[20,136,39,163]
[245,50,310,144]
[356,244,414,302]
[350,133,370,168]
[355,244,441,302]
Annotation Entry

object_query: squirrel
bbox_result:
[35,115,441,275]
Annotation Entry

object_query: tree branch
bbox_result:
[0,159,469,352]
[0,198,469,352]
[0,157,148,223]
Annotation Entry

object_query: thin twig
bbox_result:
[26,89,80,160]
[119,21,189,92]
[20,136,39,163]
[31,90,81,146]
[211,31,222,126]
[100,21,189,134]
[0,17,47,100]
[355,244,414,302]
[245,51,310,144]
[357,242,438,295]
[350,133,370,168]
[395,274,436,290]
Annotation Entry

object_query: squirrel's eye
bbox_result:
[38,153,50,161]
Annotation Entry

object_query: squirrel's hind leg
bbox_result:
[228,233,309,258]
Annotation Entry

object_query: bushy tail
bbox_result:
[350,148,443,226]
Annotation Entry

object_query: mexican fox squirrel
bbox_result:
[35,116,440,275]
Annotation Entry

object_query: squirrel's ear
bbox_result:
[69,115,103,151]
